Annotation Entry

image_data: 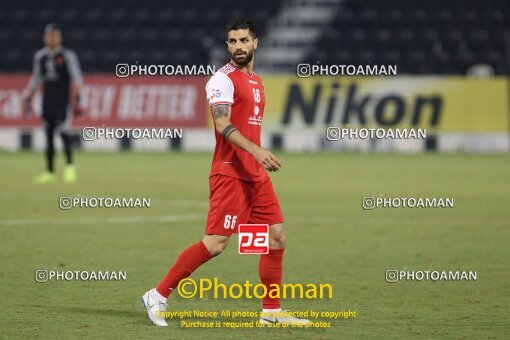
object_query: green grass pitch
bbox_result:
[0,151,508,339]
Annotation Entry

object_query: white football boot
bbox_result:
[141,289,168,326]
[259,309,311,326]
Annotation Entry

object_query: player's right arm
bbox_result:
[212,104,281,172]
[64,49,84,115]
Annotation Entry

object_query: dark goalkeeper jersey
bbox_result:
[27,47,83,120]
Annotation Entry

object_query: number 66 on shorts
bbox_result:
[224,214,237,229]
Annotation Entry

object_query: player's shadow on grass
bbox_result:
[56,306,148,325]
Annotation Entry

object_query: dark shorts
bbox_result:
[43,109,72,133]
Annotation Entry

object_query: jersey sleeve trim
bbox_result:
[218,63,236,75]
[210,101,233,107]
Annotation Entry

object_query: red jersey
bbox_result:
[205,63,268,182]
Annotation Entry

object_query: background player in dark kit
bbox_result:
[24,23,83,184]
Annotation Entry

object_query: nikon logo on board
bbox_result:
[282,83,442,128]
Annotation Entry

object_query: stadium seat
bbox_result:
[1,0,283,72]
[305,0,509,75]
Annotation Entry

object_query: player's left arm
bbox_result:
[65,49,84,115]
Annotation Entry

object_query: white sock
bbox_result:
[262,308,281,314]
[151,288,167,303]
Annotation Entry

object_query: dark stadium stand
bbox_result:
[0,0,283,72]
[306,0,510,75]
[2,0,509,75]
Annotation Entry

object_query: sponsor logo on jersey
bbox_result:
[248,115,263,126]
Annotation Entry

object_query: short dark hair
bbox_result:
[226,18,256,39]
[44,23,60,33]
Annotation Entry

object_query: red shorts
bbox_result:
[205,175,284,236]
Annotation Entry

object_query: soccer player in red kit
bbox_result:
[142,18,310,327]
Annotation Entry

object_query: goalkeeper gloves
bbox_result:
[72,94,84,116]
[23,96,33,118]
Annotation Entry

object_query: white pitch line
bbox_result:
[168,200,209,208]
[0,214,202,226]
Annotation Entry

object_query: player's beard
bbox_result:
[232,49,254,66]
